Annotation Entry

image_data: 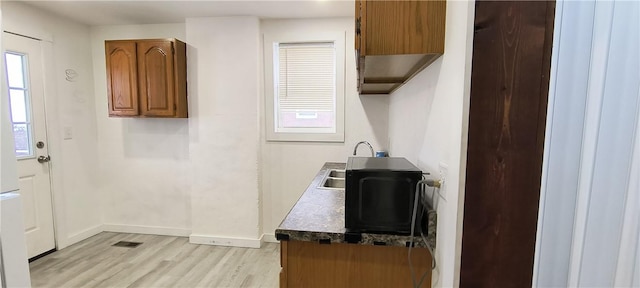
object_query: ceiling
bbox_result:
[12,0,354,26]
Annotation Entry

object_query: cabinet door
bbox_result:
[357,0,367,56]
[105,41,139,116]
[364,1,445,55]
[355,0,361,52]
[137,40,176,117]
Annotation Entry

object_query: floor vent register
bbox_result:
[112,241,143,248]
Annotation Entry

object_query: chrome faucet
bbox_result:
[353,141,374,157]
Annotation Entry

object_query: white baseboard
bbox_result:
[189,234,262,248]
[262,233,278,243]
[60,226,273,249]
[60,224,103,249]
[102,224,191,237]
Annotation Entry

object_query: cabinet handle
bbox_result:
[356,18,361,35]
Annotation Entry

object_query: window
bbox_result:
[4,52,34,158]
[265,31,345,142]
[276,43,335,132]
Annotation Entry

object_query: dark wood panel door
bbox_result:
[137,40,175,117]
[105,41,139,116]
[460,1,555,287]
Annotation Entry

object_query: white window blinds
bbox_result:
[264,30,345,142]
[276,43,335,112]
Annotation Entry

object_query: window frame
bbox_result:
[4,51,35,159]
[264,31,346,142]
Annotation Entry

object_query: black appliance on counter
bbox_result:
[345,157,423,235]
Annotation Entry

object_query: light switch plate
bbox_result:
[63,126,73,140]
[438,162,448,200]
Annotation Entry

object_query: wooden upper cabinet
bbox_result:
[106,41,139,116]
[105,38,188,118]
[138,41,175,117]
[355,0,446,94]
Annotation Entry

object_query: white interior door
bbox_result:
[534,0,640,286]
[3,32,55,258]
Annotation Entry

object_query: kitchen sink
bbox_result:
[322,178,345,189]
[329,170,346,178]
[319,170,346,190]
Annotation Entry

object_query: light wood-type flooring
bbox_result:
[29,232,280,288]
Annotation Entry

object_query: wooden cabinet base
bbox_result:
[279,240,432,288]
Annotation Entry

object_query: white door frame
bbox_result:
[2,28,68,251]
[3,31,57,257]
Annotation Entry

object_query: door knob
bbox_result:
[37,155,51,163]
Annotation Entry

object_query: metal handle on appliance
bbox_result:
[37,155,51,163]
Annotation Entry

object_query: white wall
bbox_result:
[89,17,383,248]
[2,1,101,249]
[186,17,262,247]
[2,6,396,252]
[259,18,390,240]
[90,23,191,236]
[387,1,475,287]
[534,1,640,286]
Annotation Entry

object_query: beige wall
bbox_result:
[387,1,475,287]
[186,16,262,246]
[2,1,101,248]
[90,23,191,236]
[260,18,390,240]
[5,5,392,250]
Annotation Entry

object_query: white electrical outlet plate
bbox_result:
[438,162,448,200]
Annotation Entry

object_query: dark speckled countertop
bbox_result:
[275,162,436,249]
